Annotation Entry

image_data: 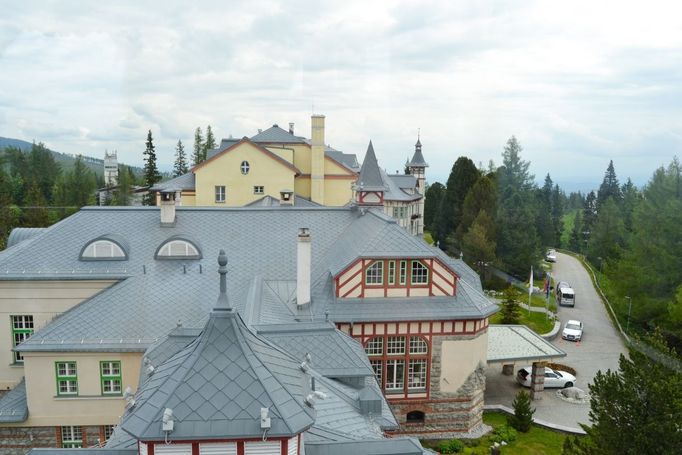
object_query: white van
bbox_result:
[557,282,575,307]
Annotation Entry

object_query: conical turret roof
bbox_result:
[354,141,388,191]
[408,137,428,168]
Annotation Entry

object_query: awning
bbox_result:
[487,325,566,364]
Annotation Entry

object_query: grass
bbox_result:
[423,231,434,245]
[422,412,569,455]
[489,307,555,334]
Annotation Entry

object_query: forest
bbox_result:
[425,137,682,350]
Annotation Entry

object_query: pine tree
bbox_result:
[551,184,564,246]
[192,127,204,166]
[460,211,496,273]
[424,182,445,231]
[436,156,479,249]
[499,286,521,324]
[23,181,49,227]
[203,125,216,162]
[142,130,161,206]
[67,155,97,208]
[173,140,189,177]
[569,210,583,253]
[597,160,622,209]
[508,390,535,433]
[113,165,132,206]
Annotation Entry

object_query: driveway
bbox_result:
[484,252,627,430]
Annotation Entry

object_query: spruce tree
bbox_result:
[508,390,535,433]
[436,156,479,249]
[569,210,583,253]
[203,125,216,162]
[192,127,204,166]
[173,140,189,177]
[499,286,521,324]
[424,182,445,231]
[113,165,132,206]
[597,160,622,209]
[142,130,161,206]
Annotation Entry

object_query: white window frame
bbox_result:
[408,359,427,390]
[365,261,384,285]
[61,426,83,448]
[56,361,78,396]
[156,240,201,259]
[409,336,428,355]
[253,185,264,195]
[215,185,226,203]
[81,240,126,260]
[385,359,405,391]
[240,161,250,175]
[364,337,383,356]
[11,315,34,363]
[387,336,406,355]
[411,260,429,285]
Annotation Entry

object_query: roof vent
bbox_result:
[358,386,382,415]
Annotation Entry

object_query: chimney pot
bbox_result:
[160,190,179,227]
[289,122,295,134]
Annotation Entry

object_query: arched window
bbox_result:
[406,410,425,424]
[240,160,250,175]
[155,239,201,260]
[365,261,383,285]
[411,260,429,284]
[80,239,127,261]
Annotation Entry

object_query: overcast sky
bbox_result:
[1,0,681,192]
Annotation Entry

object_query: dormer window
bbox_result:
[80,238,127,261]
[365,261,383,285]
[155,239,201,260]
[411,261,429,285]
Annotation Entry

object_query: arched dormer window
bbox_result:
[155,238,201,260]
[80,237,128,261]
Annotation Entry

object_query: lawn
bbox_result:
[424,231,434,245]
[489,309,555,334]
[422,412,569,454]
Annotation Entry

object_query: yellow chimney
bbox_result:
[310,115,325,204]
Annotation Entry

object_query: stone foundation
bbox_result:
[0,426,58,455]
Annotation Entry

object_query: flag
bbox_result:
[529,266,533,298]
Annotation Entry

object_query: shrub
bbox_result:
[508,390,535,432]
[546,362,577,376]
[437,438,464,453]
[491,424,518,443]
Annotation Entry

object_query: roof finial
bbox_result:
[215,250,231,311]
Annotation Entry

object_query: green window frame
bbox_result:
[411,260,429,285]
[399,260,407,285]
[11,315,34,363]
[55,362,78,396]
[61,426,83,448]
[365,261,384,285]
[100,361,122,395]
[388,261,396,285]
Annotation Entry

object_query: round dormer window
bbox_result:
[240,161,250,175]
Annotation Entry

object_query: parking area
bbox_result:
[484,251,627,430]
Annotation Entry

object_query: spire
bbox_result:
[214,249,231,311]
[408,133,428,168]
[355,141,387,191]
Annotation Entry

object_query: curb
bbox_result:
[483,405,586,435]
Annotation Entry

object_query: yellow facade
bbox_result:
[21,351,142,426]
[194,141,297,206]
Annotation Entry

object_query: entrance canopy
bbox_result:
[487,325,566,364]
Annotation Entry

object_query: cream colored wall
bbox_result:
[263,146,294,164]
[22,351,142,426]
[439,331,488,394]
[0,280,117,389]
[194,142,296,206]
[323,178,354,206]
[294,176,311,199]
[180,193,196,206]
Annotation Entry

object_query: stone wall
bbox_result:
[0,426,57,455]
[390,333,488,439]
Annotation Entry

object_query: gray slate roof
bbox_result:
[305,438,427,455]
[0,378,28,422]
[251,125,308,144]
[119,306,315,441]
[408,140,428,167]
[6,228,46,249]
[325,149,360,172]
[2,206,495,353]
[245,195,322,208]
[255,323,374,378]
[354,142,387,191]
[382,169,421,202]
[150,173,196,192]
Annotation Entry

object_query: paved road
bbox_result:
[485,251,627,430]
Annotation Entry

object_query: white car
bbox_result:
[517,366,576,388]
[562,320,583,341]
[545,251,557,262]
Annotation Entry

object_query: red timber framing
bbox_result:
[358,190,384,205]
[141,435,301,455]
[335,257,458,299]
[337,319,489,401]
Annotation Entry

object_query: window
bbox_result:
[61,426,83,448]
[365,337,383,356]
[409,336,428,354]
[253,185,264,195]
[399,260,407,285]
[385,359,405,391]
[365,261,383,285]
[100,361,122,395]
[387,336,406,355]
[156,239,201,259]
[370,359,383,386]
[103,425,115,442]
[406,410,425,424]
[408,359,427,390]
[215,185,226,203]
[240,160,250,175]
[11,315,34,363]
[388,261,396,285]
[80,240,126,260]
[56,362,78,396]
[411,260,429,284]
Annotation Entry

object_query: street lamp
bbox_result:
[625,296,632,332]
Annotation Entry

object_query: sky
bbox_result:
[1,0,681,192]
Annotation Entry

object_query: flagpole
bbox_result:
[528,266,533,315]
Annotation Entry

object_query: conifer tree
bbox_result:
[173,140,189,177]
[142,130,161,206]
[192,127,204,166]
[597,160,622,209]
[203,125,216,162]
[508,390,535,433]
[113,165,132,206]
[499,286,521,324]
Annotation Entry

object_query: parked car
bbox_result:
[545,250,557,262]
[517,366,576,388]
[562,320,583,341]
